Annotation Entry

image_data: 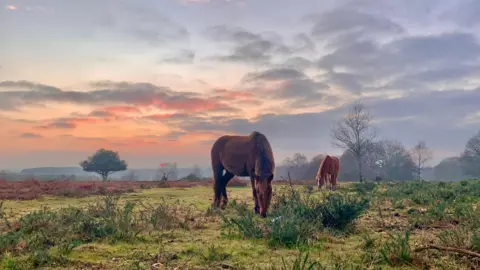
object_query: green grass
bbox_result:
[1,180,479,269]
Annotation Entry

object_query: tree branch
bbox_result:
[414,244,480,258]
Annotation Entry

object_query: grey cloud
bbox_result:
[99,2,189,45]
[242,68,306,82]
[307,7,404,47]
[161,49,195,64]
[316,32,480,93]
[40,121,77,129]
[168,89,480,160]
[240,68,330,108]
[279,57,314,71]
[20,132,43,138]
[0,80,240,113]
[204,25,313,65]
[320,71,367,93]
[441,0,480,27]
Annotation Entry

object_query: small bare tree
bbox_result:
[155,162,178,182]
[192,164,203,178]
[410,140,433,180]
[331,101,377,182]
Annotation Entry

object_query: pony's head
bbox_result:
[254,173,274,218]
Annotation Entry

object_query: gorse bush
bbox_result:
[222,185,369,248]
[221,200,264,239]
[0,195,202,268]
[352,182,377,194]
[315,193,369,231]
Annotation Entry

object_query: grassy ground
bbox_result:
[1,181,479,269]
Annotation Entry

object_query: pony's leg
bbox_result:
[318,174,325,190]
[221,171,234,209]
[331,172,337,191]
[212,165,224,208]
[250,175,259,213]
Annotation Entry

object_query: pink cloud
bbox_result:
[6,5,18,10]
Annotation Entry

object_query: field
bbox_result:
[1,179,479,269]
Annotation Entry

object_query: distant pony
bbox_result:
[210,131,275,218]
[316,155,340,191]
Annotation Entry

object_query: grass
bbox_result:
[0,180,479,269]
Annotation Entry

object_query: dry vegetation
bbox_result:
[1,179,479,270]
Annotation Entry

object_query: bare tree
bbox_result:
[410,140,433,180]
[460,130,480,177]
[155,162,178,181]
[331,101,377,182]
[282,153,308,180]
[192,164,203,178]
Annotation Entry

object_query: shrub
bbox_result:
[438,227,472,249]
[472,230,480,252]
[222,186,369,248]
[380,231,413,266]
[0,194,202,268]
[221,201,264,239]
[352,182,377,194]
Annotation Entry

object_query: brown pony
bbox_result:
[210,131,275,218]
[316,155,340,191]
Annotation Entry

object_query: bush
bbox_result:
[315,193,369,231]
[380,231,413,266]
[352,182,377,194]
[0,195,202,268]
[221,201,264,239]
[222,186,369,248]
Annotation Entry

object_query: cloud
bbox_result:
[5,5,17,10]
[158,88,480,158]
[204,25,314,65]
[20,132,43,138]
[316,32,480,93]
[0,80,241,114]
[441,0,480,27]
[160,49,195,64]
[98,2,189,46]
[240,68,331,108]
[306,7,404,47]
[38,121,77,130]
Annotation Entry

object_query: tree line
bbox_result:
[280,101,480,182]
[78,101,480,182]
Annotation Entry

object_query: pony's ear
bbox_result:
[267,174,274,182]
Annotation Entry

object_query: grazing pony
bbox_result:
[210,131,275,218]
[316,155,340,191]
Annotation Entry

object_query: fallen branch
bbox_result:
[414,244,480,258]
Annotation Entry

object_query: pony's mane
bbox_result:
[316,155,330,177]
[249,131,275,175]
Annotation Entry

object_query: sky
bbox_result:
[1,0,480,170]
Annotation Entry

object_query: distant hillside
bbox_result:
[21,167,86,175]
[16,165,291,181]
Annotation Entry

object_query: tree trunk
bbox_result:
[101,172,109,182]
[357,156,363,183]
[417,159,421,180]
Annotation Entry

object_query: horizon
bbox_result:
[1,0,479,169]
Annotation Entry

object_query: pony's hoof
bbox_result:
[254,207,259,214]
[260,213,267,218]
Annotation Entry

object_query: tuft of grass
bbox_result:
[271,251,325,270]
[220,200,264,239]
[380,231,413,266]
